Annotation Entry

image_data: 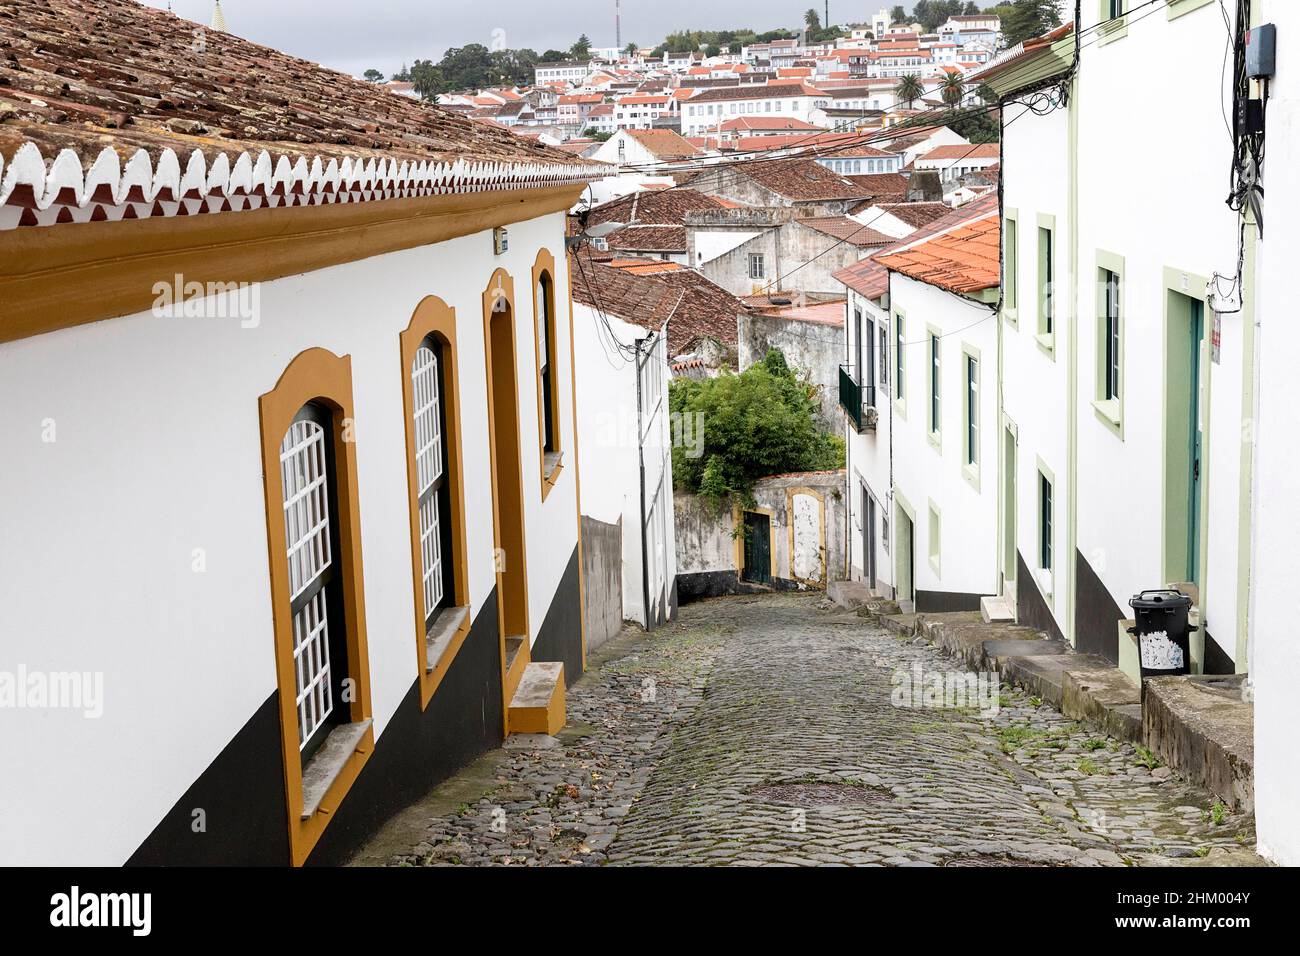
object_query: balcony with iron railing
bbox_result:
[839,364,878,433]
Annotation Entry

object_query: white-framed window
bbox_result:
[412,338,453,627]
[1102,268,1120,401]
[749,253,766,279]
[280,406,343,760]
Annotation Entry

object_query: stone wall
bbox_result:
[581,515,624,652]
[738,310,846,431]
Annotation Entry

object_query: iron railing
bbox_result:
[839,364,877,433]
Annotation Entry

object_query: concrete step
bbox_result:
[1144,674,1253,811]
[980,594,1015,624]
[508,661,566,736]
[503,634,529,703]
[827,579,876,610]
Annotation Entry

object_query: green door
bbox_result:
[742,511,772,585]
[1187,301,1204,584]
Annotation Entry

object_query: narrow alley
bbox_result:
[355,593,1258,868]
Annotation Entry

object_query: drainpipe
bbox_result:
[635,335,651,631]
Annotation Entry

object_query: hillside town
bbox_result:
[1,0,1297,913]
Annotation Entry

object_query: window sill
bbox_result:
[426,605,471,675]
[1003,306,1018,327]
[1036,567,1054,600]
[1035,331,1056,357]
[927,430,942,453]
[300,718,373,820]
[1092,398,1123,435]
[1098,18,1128,46]
[1167,0,1214,21]
[541,451,564,501]
[962,462,980,492]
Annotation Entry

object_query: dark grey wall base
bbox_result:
[530,544,584,689]
[1074,548,1123,664]
[915,589,983,613]
[127,693,290,866]
[130,589,510,867]
[1202,629,1235,675]
[308,593,504,865]
[676,570,803,602]
[1016,552,1066,644]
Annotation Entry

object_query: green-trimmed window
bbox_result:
[965,354,978,467]
[895,314,906,400]
[1004,216,1018,313]
[1101,269,1120,402]
[1038,471,1053,572]
[929,332,941,437]
[1038,226,1054,336]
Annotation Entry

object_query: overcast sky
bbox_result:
[141,1,873,79]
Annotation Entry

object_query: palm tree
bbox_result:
[940,72,966,107]
[895,74,924,110]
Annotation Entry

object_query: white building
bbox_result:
[613,93,673,130]
[974,9,1250,671]
[681,82,831,137]
[535,59,595,85]
[0,1,601,866]
[570,257,680,630]
[835,196,1000,607]
[1251,0,1300,872]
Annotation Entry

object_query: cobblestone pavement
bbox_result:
[376,592,1259,867]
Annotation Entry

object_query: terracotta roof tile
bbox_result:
[798,216,895,247]
[626,128,701,160]
[874,211,1000,293]
[708,157,871,202]
[586,187,723,227]
[606,224,688,253]
[0,0,589,171]
[571,252,748,354]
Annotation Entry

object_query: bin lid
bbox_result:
[1129,588,1193,611]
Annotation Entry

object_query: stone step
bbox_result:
[507,661,566,736]
[1143,674,1254,811]
[827,579,876,610]
[980,594,1015,624]
[503,634,529,703]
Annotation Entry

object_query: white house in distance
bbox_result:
[834,194,1000,607]
[681,82,832,136]
[0,0,601,866]
[588,128,702,173]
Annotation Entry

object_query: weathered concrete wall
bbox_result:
[581,515,624,653]
[674,470,847,600]
[738,310,846,431]
[693,218,865,298]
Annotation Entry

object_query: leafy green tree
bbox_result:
[571,34,592,59]
[804,8,823,34]
[669,349,844,508]
[894,73,924,108]
[890,5,908,24]
[541,49,568,62]
[1000,0,1062,48]
[363,69,384,83]
[625,42,639,56]
[409,59,442,100]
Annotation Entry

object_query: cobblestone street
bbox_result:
[358,592,1260,867]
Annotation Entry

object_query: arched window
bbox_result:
[411,336,453,625]
[280,403,349,759]
[259,347,373,866]
[533,251,564,499]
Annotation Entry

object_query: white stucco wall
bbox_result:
[844,290,895,593]
[1252,0,1300,869]
[1073,1,1247,666]
[0,211,579,865]
[572,303,675,627]
[889,274,999,603]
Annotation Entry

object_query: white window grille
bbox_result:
[412,345,446,617]
[280,418,335,750]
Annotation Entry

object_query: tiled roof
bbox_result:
[834,191,998,298]
[843,172,909,202]
[873,201,953,228]
[874,207,999,293]
[798,216,895,247]
[626,129,701,160]
[571,252,747,353]
[684,82,826,104]
[719,158,871,202]
[587,187,724,226]
[606,224,688,253]
[719,116,822,133]
[917,144,1001,162]
[0,0,600,230]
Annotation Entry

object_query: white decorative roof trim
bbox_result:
[0,142,603,229]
